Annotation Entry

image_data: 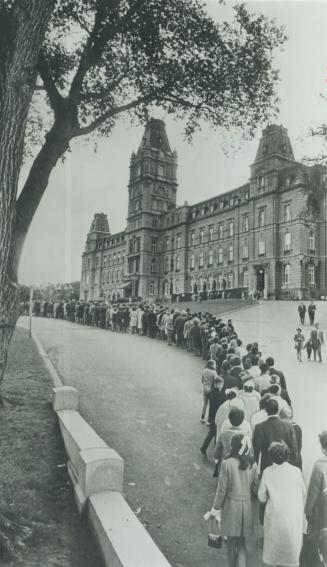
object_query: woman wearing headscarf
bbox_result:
[210,433,254,567]
[258,441,306,567]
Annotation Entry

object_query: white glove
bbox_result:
[210,507,221,520]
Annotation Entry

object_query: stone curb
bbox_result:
[21,324,172,567]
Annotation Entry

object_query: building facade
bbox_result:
[80,119,327,302]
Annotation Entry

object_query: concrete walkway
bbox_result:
[19,300,327,567]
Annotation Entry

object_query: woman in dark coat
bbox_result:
[190,320,201,356]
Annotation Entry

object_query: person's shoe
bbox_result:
[206,421,211,426]
[200,447,206,456]
[200,418,205,423]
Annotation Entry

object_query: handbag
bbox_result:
[208,518,222,549]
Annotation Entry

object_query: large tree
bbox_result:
[0,0,286,383]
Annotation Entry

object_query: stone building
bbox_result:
[80,119,327,302]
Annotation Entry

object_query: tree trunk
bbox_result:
[0,1,55,385]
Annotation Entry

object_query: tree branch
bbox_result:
[75,92,157,137]
[37,50,65,112]
[68,0,146,102]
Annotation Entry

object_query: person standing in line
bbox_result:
[258,441,306,567]
[253,398,298,474]
[308,301,317,325]
[305,431,327,564]
[201,360,217,424]
[294,328,305,362]
[200,376,225,456]
[298,302,306,325]
[129,307,138,334]
[210,433,255,567]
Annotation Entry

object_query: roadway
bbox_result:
[18,300,327,567]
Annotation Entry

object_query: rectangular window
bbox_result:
[258,208,265,227]
[208,250,213,266]
[259,236,265,255]
[151,239,157,253]
[243,215,249,232]
[209,227,214,242]
[149,282,155,295]
[284,204,291,222]
[199,230,204,244]
[218,224,224,239]
[190,254,195,269]
[308,265,315,285]
[309,232,315,251]
[243,270,249,288]
[177,235,181,249]
[284,231,291,252]
[228,221,234,237]
[199,252,204,268]
[242,240,248,259]
[218,248,223,264]
[228,244,233,262]
[190,232,195,247]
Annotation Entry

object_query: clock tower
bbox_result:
[126,119,178,299]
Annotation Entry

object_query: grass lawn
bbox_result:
[0,327,103,567]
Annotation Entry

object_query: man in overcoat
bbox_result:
[253,398,298,473]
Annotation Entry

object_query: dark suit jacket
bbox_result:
[253,416,298,473]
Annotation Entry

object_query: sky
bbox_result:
[18,0,327,285]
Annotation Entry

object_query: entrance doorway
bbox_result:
[256,268,265,293]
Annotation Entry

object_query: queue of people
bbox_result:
[20,297,327,566]
[200,316,326,566]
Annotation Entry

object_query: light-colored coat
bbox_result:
[258,462,306,567]
[213,457,254,537]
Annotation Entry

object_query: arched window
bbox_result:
[284,230,291,252]
[208,249,213,266]
[309,231,315,252]
[209,227,214,242]
[284,264,291,284]
[199,251,204,268]
[258,234,265,255]
[199,229,204,244]
[218,224,223,239]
